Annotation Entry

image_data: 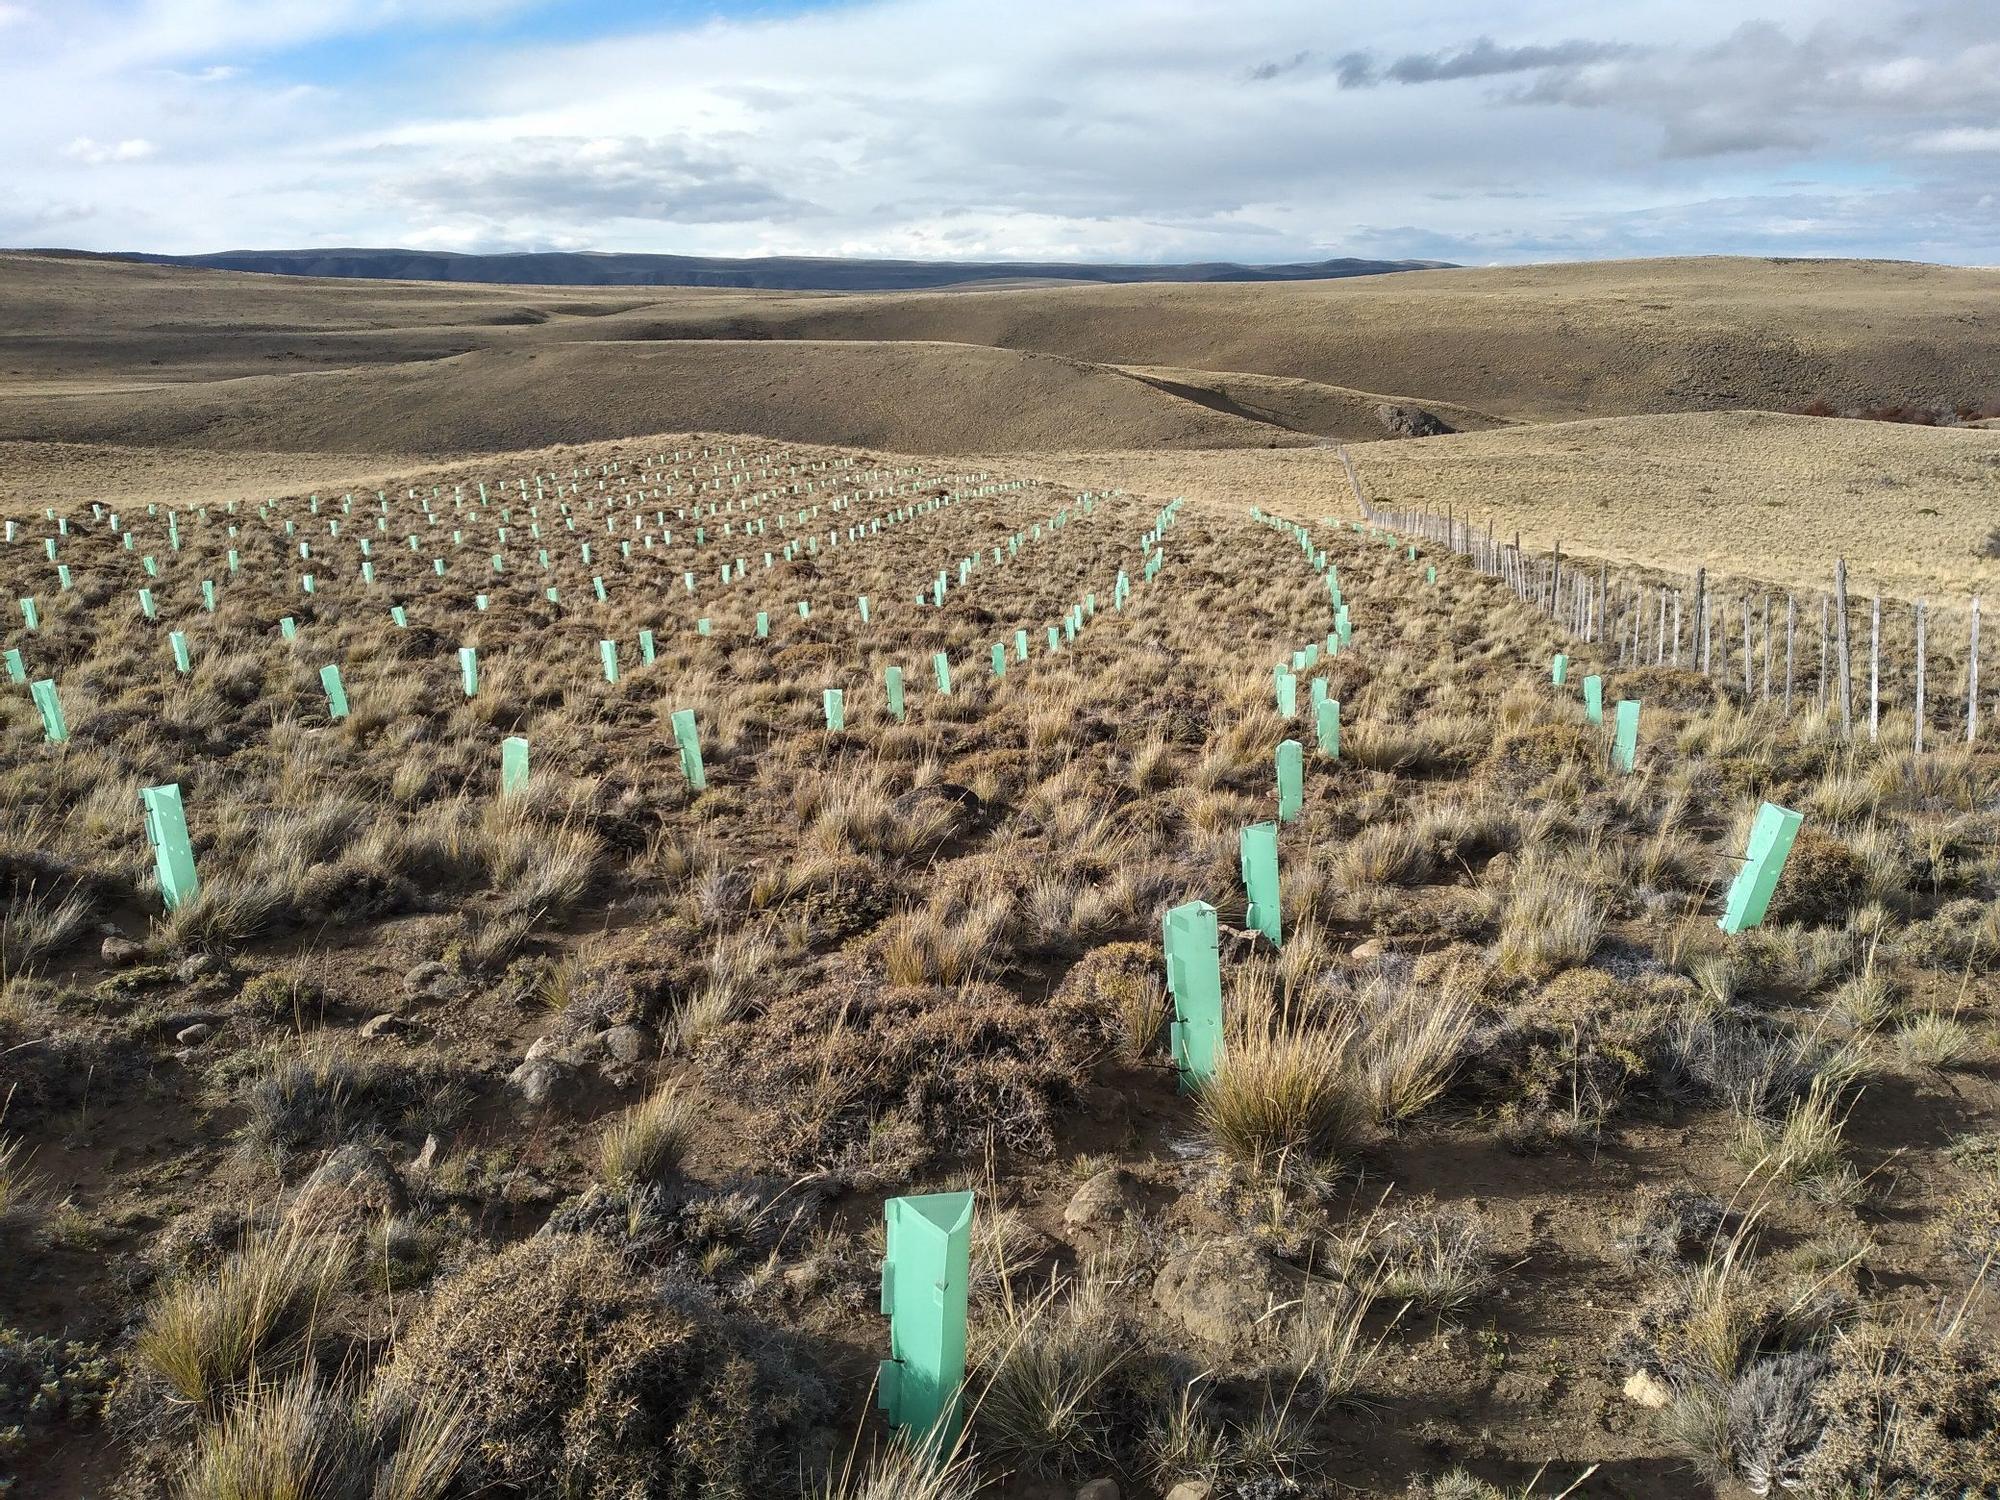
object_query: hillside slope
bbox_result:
[0,340,1318,456]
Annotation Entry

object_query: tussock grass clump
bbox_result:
[597,1086,697,1191]
[1894,1011,1980,1071]
[135,1225,350,1414]
[176,1372,470,1500]
[974,1277,1127,1478]
[1494,864,1604,978]
[1198,1019,1365,1168]
[0,888,92,969]
[1732,1076,1861,1204]
[156,875,282,952]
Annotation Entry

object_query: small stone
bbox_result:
[509,1057,570,1107]
[358,1013,408,1040]
[1165,1483,1215,1500]
[175,1023,213,1045]
[1153,1238,1289,1349]
[600,1023,652,1064]
[293,1143,407,1226]
[175,952,224,983]
[1624,1368,1672,1409]
[1351,938,1390,962]
[1076,1481,1120,1500]
[524,1035,560,1062]
[1064,1168,1144,1232]
[410,1134,440,1177]
[403,960,467,1001]
[101,936,146,966]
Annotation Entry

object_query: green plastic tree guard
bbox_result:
[1240,822,1281,945]
[3,649,23,684]
[139,588,156,620]
[859,595,871,624]
[991,643,1007,678]
[1583,675,1604,725]
[1276,739,1304,822]
[878,1190,974,1448]
[1720,802,1803,934]
[697,618,712,637]
[1427,566,1437,585]
[279,616,297,640]
[599,640,619,683]
[1551,653,1568,686]
[756,611,770,639]
[1162,899,1224,1085]
[1274,667,1297,720]
[638,628,656,665]
[1613,700,1641,774]
[140,782,199,911]
[170,631,191,674]
[302,573,316,595]
[933,653,952,696]
[319,664,349,720]
[391,606,408,629]
[30,679,66,743]
[459,647,479,697]
[1316,698,1341,758]
[671,709,707,791]
[1014,628,1029,663]
[823,688,845,731]
[19,597,38,631]
[500,735,530,794]
[885,665,906,722]
[798,600,811,619]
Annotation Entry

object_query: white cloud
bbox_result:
[4,0,1999,263]
[1912,127,2000,154]
[62,136,157,164]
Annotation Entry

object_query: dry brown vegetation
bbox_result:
[2,248,1998,1499]
[2,422,1996,1500]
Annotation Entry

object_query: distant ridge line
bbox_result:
[21,246,1456,292]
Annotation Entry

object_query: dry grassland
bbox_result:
[4,429,1999,1500]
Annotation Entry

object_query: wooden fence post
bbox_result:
[1834,559,1853,734]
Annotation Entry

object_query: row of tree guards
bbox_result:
[1343,469,1988,754]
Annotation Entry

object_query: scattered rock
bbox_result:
[1153,1238,1289,1348]
[1374,401,1453,439]
[410,1134,441,1177]
[1624,1367,1673,1409]
[100,936,146,966]
[358,1013,409,1040]
[175,953,226,983]
[1064,1168,1145,1233]
[403,960,467,1001]
[599,1023,653,1064]
[1076,1481,1120,1500]
[293,1143,408,1226]
[1165,1483,1215,1500]
[524,1035,561,1062]
[509,1057,571,1108]
[174,1023,214,1045]
[1350,938,1391,962]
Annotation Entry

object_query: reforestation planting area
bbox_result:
[4,432,1999,1500]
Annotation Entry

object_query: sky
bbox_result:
[3,0,1998,266]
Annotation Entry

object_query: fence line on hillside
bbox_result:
[1336,448,1990,752]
